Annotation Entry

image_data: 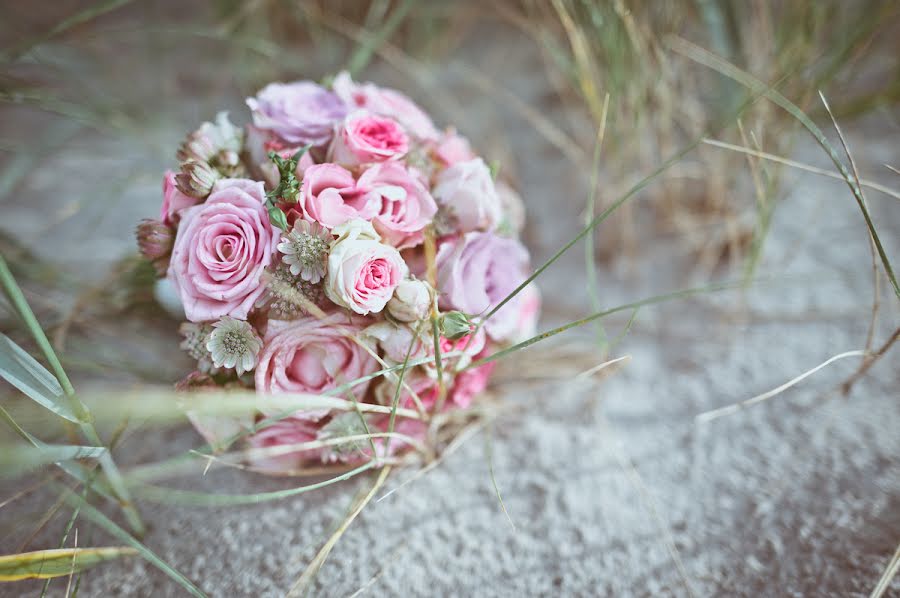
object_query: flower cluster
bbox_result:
[139,73,540,473]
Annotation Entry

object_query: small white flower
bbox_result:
[277,220,331,283]
[205,317,263,375]
[179,322,215,373]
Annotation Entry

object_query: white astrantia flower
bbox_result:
[205,317,263,375]
[179,322,215,373]
[277,220,331,283]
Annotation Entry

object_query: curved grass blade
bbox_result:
[1,444,106,477]
[55,485,207,598]
[0,547,137,582]
[133,461,376,507]
[0,333,75,422]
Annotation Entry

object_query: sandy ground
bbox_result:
[1,11,899,597]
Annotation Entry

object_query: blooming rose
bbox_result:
[333,71,439,141]
[330,111,409,166]
[169,179,276,322]
[246,81,347,147]
[436,231,532,342]
[448,361,496,408]
[246,417,322,473]
[432,158,502,233]
[358,162,437,247]
[433,129,475,167]
[298,163,377,229]
[325,220,408,315]
[255,315,378,418]
[161,170,200,225]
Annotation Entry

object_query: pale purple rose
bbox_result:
[247,81,347,147]
[330,111,409,166]
[436,231,532,342]
[332,71,439,141]
[161,170,200,225]
[432,158,502,234]
[168,179,277,322]
[324,220,409,315]
[255,315,378,420]
[358,161,437,248]
[299,163,377,229]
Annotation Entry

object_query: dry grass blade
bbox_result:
[870,542,900,598]
[286,466,391,597]
[0,546,137,581]
[695,350,866,424]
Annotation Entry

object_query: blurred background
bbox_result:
[1,1,899,596]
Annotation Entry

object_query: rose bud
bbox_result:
[136,218,174,276]
[387,279,433,323]
[440,311,472,341]
[175,160,220,198]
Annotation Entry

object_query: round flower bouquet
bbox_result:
[137,72,540,474]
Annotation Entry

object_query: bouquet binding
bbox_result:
[137,72,540,474]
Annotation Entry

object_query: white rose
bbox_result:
[387,279,433,323]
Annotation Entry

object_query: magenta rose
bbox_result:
[168,179,276,322]
[436,231,532,342]
[246,81,347,147]
[161,170,200,225]
[298,163,377,229]
[330,111,409,166]
[254,315,378,417]
[358,162,437,248]
[332,71,439,141]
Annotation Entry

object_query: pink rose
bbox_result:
[246,81,347,147]
[255,315,378,418]
[325,220,409,315]
[168,179,277,322]
[432,158,502,233]
[298,163,377,229]
[436,231,532,343]
[246,417,322,473]
[358,162,437,248]
[333,71,439,141]
[433,130,475,167]
[330,111,409,166]
[161,170,200,225]
[449,360,496,408]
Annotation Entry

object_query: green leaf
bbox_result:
[0,333,77,422]
[0,547,137,581]
[0,444,106,477]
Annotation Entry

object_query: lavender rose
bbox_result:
[436,231,532,342]
[246,81,347,147]
[168,179,277,322]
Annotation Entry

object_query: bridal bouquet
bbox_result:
[137,72,540,473]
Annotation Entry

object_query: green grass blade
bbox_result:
[344,0,416,76]
[0,547,138,582]
[0,333,77,422]
[668,37,900,302]
[55,485,207,598]
[1,444,106,477]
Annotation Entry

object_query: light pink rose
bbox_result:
[246,81,347,147]
[330,111,409,166]
[255,316,378,414]
[168,179,277,322]
[433,158,502,233]
[433,130,475,167]
[161,170,200,225]
[325,220,409,315]
[333,71,439,141]
[358,162,437,248]
[449,360,496,408]
[246,417,323,473]
[298,163,377,229]
[436,231,532,343]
